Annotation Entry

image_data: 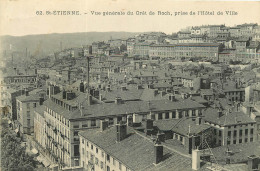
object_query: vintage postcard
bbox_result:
[0,0,260,171]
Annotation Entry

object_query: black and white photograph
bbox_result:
[0,0,260,171]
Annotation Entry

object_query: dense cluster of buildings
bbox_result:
[1,23,260,171]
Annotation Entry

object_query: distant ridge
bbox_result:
[0,32,142,56]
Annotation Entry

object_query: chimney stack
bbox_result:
[154,140,163,164]
[192,149,201,170]
[100,120,109,131]
[248,155,259,171]
[62,89,66,99]
[39,97,44,105]
[218,109,222,118]
[169,94,176,101]
[88,95,92,105]
[121,86,127,91]
[116,121,127,142]
[157,132,165,142]
[145,119,153,130]
[115,97,123,104]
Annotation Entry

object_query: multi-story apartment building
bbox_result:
[34,105,46,149]
[16,90,44,135]
[40,84,205,168]
[208,25,225,37]
[229,27,241,37]
[237,23,258,37]
[0,68,37,114]
[149,43,220,60]
[79,122,203,171]
[132,42,151,58]
[204,108,257,146]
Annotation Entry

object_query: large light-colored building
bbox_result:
[204,108,257,146]
[16,91,44,135]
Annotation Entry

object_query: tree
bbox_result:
[1,119,38,171]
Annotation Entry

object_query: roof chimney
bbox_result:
[88,95,92,105]
[169,94,176,101]
[39,97,44,105]
[121,86,127,91]
[145,119,153,130]
[192,149,201,170]
[157,132,165,142]
[218,109,223,118]
[62,90,66,99]
[137,85,143,90]
[100,120,109,131]
[116,121,127,142]
[154,140,163,164]
[248,155,260,171]
[115,97,123,104]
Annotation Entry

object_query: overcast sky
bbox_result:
[0,0,260,36]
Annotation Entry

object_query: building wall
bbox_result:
[34,111,46,148]
[17,99,39,135]
[205,121,257,146]
[80,136,131,171]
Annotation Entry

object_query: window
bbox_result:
[165,112,169,119]
[158,113,162,120]
[233,140,236,144]
[87,141,89,147]
[172,111,176,118]
[192,110,196,116]
[95,157,99,165]
[74,131,79,136]
[245,129,248,135]
[119,162,122,170]
[74,145,79,156]
[245,138,248,143]
[33,103,37,108]
[109,118,114,125]
[185,111,189,117]
[82,148,84,155]
[113,158,116,166]
[219,130,222,136]
[227,141,230,145]
[91,144,93,150]
[96,148,98,154]
[234,130,237,137]
[27,111,30,117]
[100,162,104,169]
[107,154,110,162]
[250,129,254,134]
[82,123,88,128]
[239,130,242,136]
[27,103,30,109]
[228,131,231,136]
[75,159,79,166]
[82,139,84,144]
[27,119,30,126]
[102,152,104,158]
[91,120,96,127]
[107,166,110,171]
[250,138,253,142]
[239,139,242,143]
[73,125,79,128]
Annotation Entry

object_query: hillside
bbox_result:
[0,32,141,57]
